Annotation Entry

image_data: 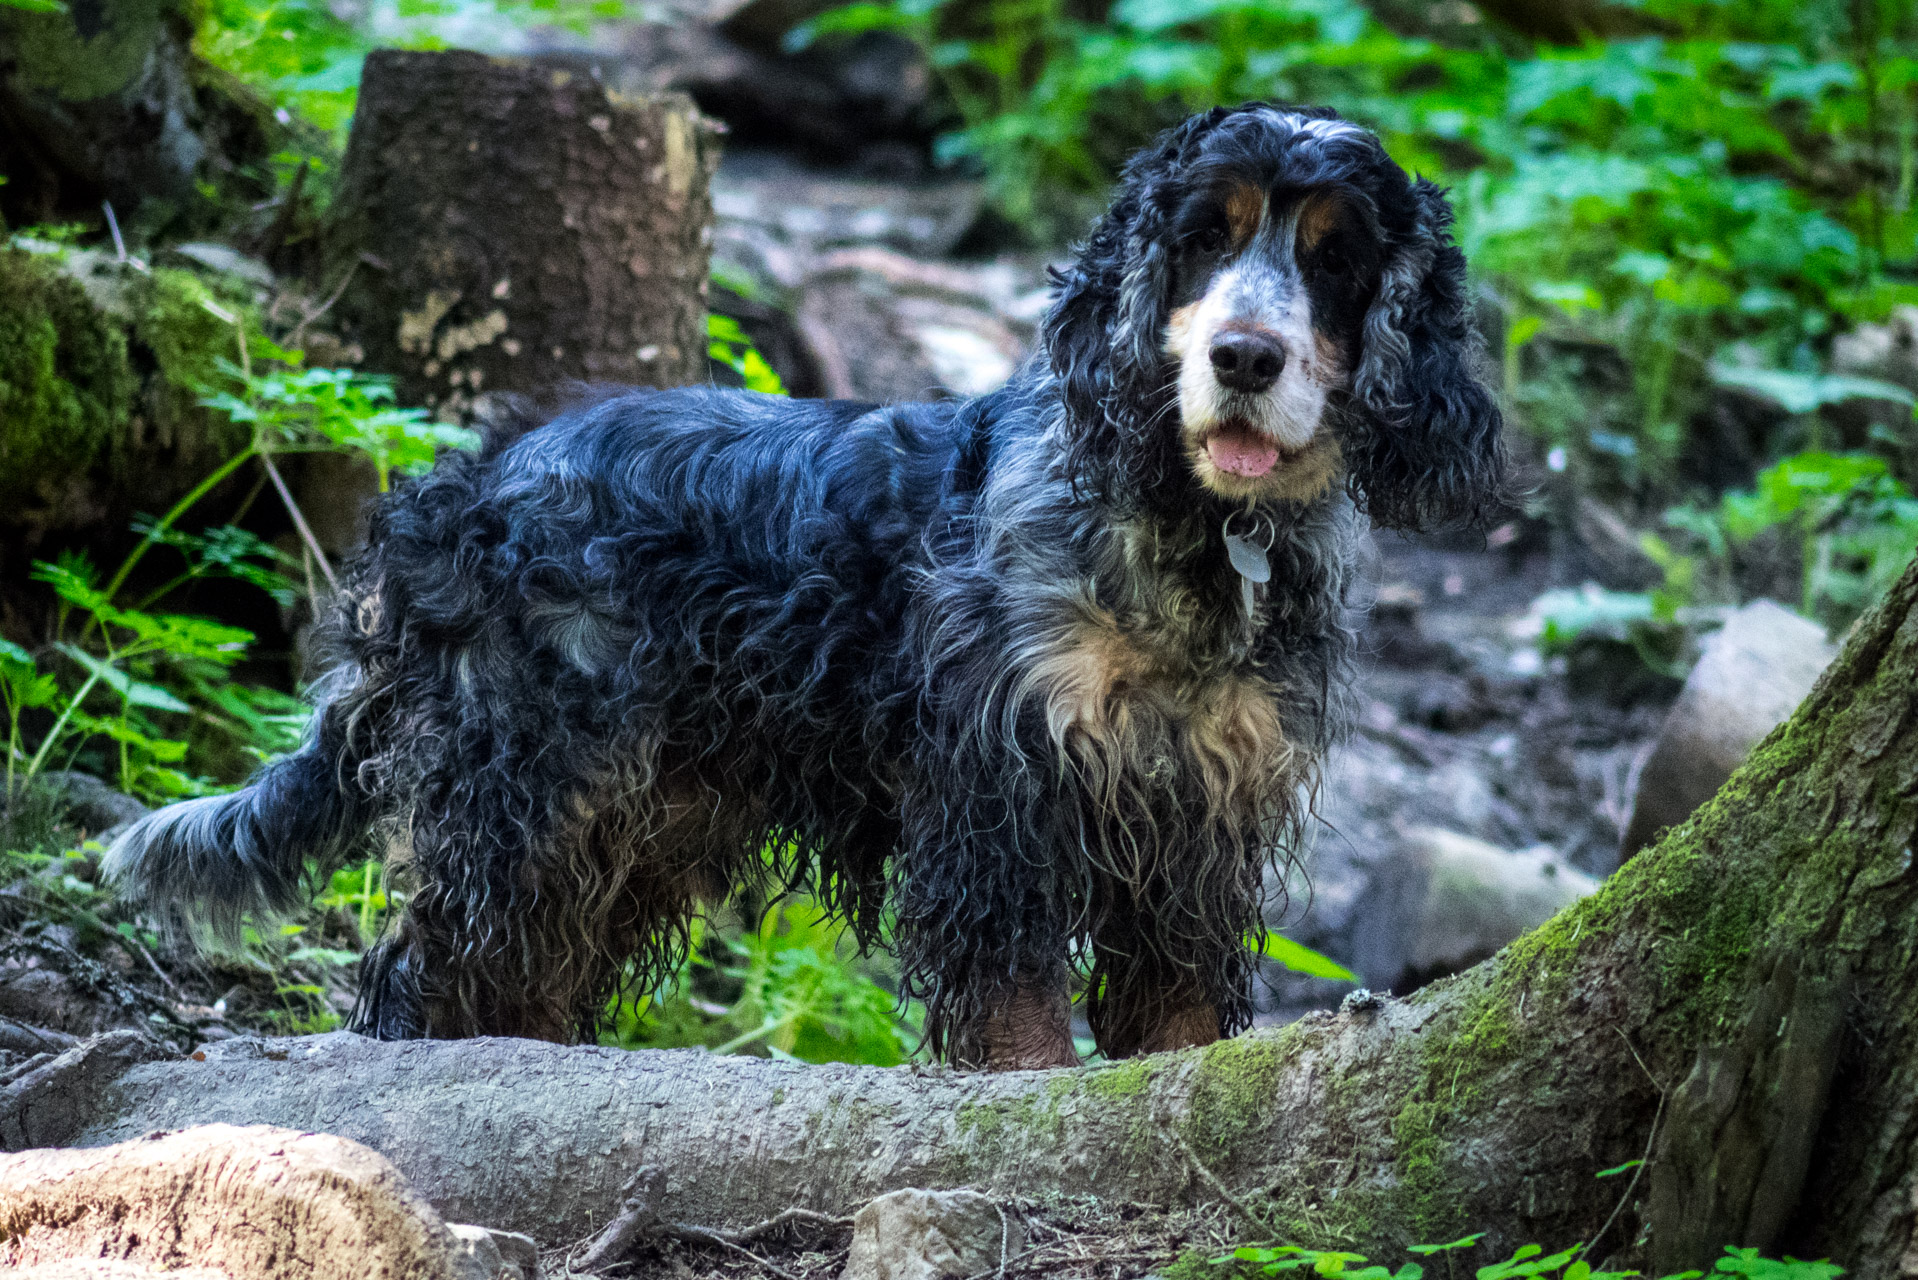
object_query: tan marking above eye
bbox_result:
[1222,182,1265,250]
[1294,192,1345,252]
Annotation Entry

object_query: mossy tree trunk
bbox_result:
[325,49,721,420]
[25,558,1918,1273]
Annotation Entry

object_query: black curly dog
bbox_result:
[106,104,1505,1068]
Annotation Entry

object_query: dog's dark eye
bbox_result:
[1195,219,1230,254]
[1320,249,1351,277]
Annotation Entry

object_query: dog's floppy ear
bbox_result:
[1044,255,1120,487]
[1345,177,1509,529]
[1045,109,1229,507]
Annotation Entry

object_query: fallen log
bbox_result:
[14,553,1918,1276]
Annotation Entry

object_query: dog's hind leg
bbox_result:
[348,760,758,1042]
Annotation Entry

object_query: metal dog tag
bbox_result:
[1224,532,1271,584]
[1224,527,1270,619]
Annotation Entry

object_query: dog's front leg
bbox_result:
[1086,920,1236,1059]
[974,976,1082,1071]
[1131,995,1223,1055]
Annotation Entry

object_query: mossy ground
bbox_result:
[0,241,260,533]
[0,248,137,517]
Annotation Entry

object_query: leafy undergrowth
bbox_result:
[1195,1241,1842,1280]
[542,1200,1847,1280]
[601,897,919,1066]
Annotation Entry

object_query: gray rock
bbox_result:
[714,150,985,261]
[1620,599,1834,856]
[1387,827,1598,983]
[1832,304,1918,394]
[447,1223,541,1280]
[34,772,149,838]
[841,1189,1019,1280]
[794,255,1030,401]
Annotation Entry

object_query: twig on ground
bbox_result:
[1577,1029,1669,1266]
[674,1226,802,1280]
[127,932,185,1000]
[1158,1113,1268,1235]
[727,1207,855,1243]
[570,1167,666,1272]
[960,1243,1043,1280]
[569,1170,852,1276]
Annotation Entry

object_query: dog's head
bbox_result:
[1044,104,1506,527]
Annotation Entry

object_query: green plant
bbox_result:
[29,555,261,801]
[1252,929,1358,982]
[603,895,919,1065]
[1654,448,1918,630]
[1,294,473,808]
[1210,1240,1841,1280]
[707,314,788,395]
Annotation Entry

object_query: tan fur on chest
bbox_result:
[1026,612,1295,823]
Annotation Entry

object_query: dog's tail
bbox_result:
[103,739,365,943]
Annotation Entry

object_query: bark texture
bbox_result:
[20,556,1918,1275]
[328,49,721,417]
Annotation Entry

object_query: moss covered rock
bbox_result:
[0,0,278,235]
[0,246,137,524]
[0,242,254,537]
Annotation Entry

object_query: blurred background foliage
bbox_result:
[183,0,1918,627]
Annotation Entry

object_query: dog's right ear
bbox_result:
[1044,258,1119,473]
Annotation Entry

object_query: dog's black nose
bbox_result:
[1209,330,1287,393]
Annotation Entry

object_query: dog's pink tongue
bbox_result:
[1208,426,1279,478]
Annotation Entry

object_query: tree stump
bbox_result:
[326,50,722,417]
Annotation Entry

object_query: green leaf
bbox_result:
[1596,1158,1643,1177]
[55,646,192,713]
[1249,931,1358,981]
[1709,366,1915,414]
[1712,1249,1843,1280]
[708,313,788,396]
[1410,1234,1487,1256]
[1517,585,1656,653]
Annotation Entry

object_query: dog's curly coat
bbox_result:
[106,104,1505,1068]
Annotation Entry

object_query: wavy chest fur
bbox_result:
[1026,601,1292,826]
[979,440,1318,836]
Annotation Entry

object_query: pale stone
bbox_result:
[840,1188,1019,1280]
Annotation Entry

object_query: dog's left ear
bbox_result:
[1345,177,1509,529]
